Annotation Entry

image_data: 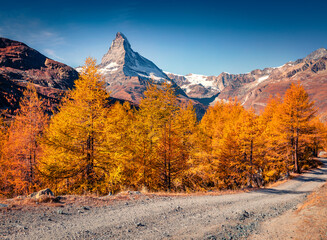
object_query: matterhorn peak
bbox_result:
[115,32,128,41]
[111,32,131,49]
[95,32,190,104]
[99,32,169,82]
[101,32,133,66]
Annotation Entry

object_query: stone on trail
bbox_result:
[29,188,54,200]
[239,210,250,221]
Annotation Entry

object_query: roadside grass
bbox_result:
[294,183,327,240]
[1,158,325,210]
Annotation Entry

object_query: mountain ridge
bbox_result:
[1,34,326,121]
[167,48,327,120]
[0,37,79,114]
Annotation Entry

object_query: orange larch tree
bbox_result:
[40,58,111,194]
[279,82,316,173]
[2,84,48,196]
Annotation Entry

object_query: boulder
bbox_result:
[29,188,54,200]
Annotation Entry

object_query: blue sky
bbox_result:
[0,0,326,75]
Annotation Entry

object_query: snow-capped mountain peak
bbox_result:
[98,32,169,83]
[184,73,214,88]
[164,72,220,99]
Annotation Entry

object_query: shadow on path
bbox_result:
[254,158,327,195]
[292,175,326,183]
[254,188,310,195]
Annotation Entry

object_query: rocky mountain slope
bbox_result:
[0,37,79,113]
[168,48,327,120]
[216,48,327,120]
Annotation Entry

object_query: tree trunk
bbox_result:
[250,139,254,187]
[294,128,300,173]
[143,141,147,187]
[86,134,94,190]
[168,121,171,192]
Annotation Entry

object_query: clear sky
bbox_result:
[0,0,326,75]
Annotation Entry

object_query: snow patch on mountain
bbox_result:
[164,71,183,77]
[183,73,219,93]
[126,55,168,82]
[183,73,217,89]
[99,62,119,74]
[242,93,250,105]
[257,75,269,83]
[165,71,220,97]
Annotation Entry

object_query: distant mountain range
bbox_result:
[167,48,327,120]
[1,33,326,120]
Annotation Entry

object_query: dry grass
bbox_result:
[0,188,250,211]
[293,183,327,240]
[296,185,327,213]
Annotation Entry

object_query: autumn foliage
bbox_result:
[0,59,326,197]
[0,84,48,196]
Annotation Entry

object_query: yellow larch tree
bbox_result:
[258,96,287,183]
[101,101,136,192]
[237,108,263,187]
[135,83,193,191]
[40,58,111,194]
[199,99,247,189]
[308,117,327,158]
[279,82,316,173]
[170,101,198,191]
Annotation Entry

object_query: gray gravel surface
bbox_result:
[1,158,326,240]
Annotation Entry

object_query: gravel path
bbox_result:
[1,158,327,240]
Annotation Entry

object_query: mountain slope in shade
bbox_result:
[0,37,79,113]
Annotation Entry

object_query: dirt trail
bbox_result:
[249,181,327,240]
[1,158,327,240]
